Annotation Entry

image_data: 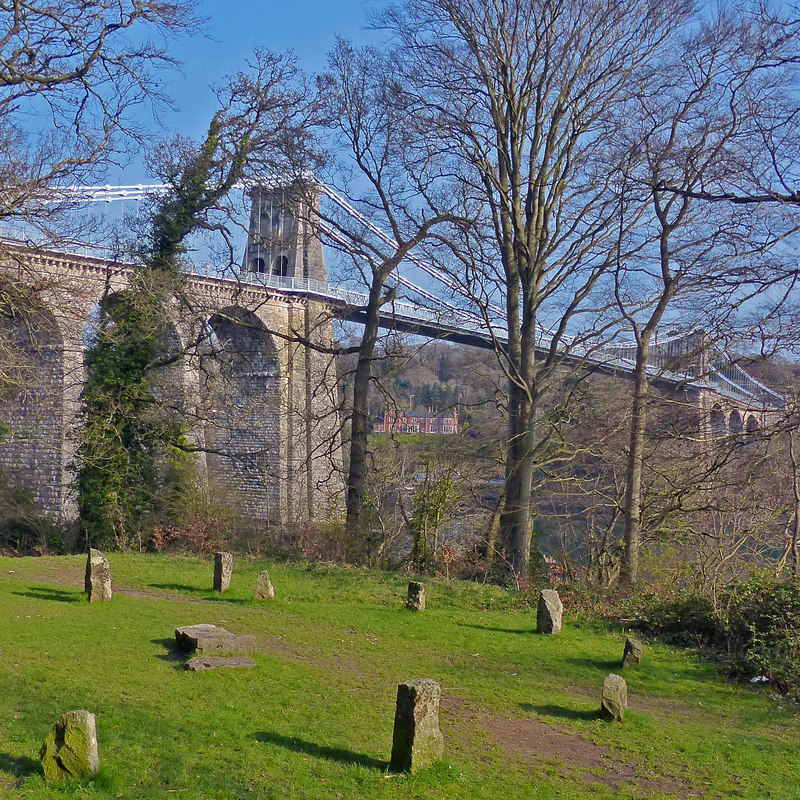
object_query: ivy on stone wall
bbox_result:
[77,117,250,550]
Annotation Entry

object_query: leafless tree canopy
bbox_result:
[0,0,201,229]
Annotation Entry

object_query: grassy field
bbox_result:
[0,554,798,799]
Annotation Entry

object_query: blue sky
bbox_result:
[125,0,382,181]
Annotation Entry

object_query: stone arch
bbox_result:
[82,291,184,386]
[201,308,283,521]
[272,255,289,277]
[710,404,726,437]
[729,410,743,434]
[0,302,67,520]
[746,414,759,433]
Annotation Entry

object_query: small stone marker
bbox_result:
[84,548,112,602]
[254,570,275,600]
[622,637,643,669]
[601,674,628,721]
[213,551,233,592]
[389,678,444,774]
[175,624,257,655]
[39,710,100,782]
[407,581,426,611]
[186,656,257,671]
[536,588,563,634]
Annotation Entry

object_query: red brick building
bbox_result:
[372,408,460,435]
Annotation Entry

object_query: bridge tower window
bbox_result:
[272,255,289,277]
[249,257,266,273]
[730,411,743,434]
[746,415,759,433]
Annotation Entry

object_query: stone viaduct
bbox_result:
[0,182,785,534]
[0,186,343,531]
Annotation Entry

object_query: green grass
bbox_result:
[0,554,798,799]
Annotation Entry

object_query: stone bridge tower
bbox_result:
[242,182,327,282]
[0,182,343,538]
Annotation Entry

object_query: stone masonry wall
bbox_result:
[0,244,343,531]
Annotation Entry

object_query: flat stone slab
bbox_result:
[175,624,257,655]
[186,656,257,671]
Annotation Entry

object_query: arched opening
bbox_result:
[746,414,759,433]
[730,410,743,434]
[710,405,726,437]
[249,257,266,274]
[272,255,289,277]
[202,308,282,520]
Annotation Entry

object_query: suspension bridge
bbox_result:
[1,180,785,413]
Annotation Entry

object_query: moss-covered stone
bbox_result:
[537,589,563,634]
[39,710,100,782]
[389,678,444,773]
[85,549,112,602]
[601,674,628,721]
[254,571,275,600]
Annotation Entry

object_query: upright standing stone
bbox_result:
[622,637,643,669]
[254,571,275,600]
[407,581,426,611]
[84,549,112,602]
[537,589,563,634]
[601,674,628,721]
[389,678,444,773]
[39,710,100,782]
[213,551,233,592]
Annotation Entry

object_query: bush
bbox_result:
[0,484,59,555]
[632,590,721,647]
[626,576,800,696]
[722,578,800,693]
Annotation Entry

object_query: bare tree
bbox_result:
[615,5,800,584]
[0,0,203,236]
[77,50,322,548]
[319,39,462,542]
[381,0,688,579]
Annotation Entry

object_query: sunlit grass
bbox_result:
[0,553,797,799]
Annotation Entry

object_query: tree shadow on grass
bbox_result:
[458,622,533,635]
[520,703,601,722]
[253,732,386,770]
[12,586,82,603]
[148,584,250,604]
[564,656,623,672]
[0,753,41,780]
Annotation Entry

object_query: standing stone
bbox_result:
[84,549,112,602]
[536,589,563,634]
[622,637,643,669]
[407,581,426,611]
[254,571,275,600]
[39,710,100,782]
[601,674,628,721]
[389,678,444,773]
[213,551,233,592]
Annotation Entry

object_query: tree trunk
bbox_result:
[345,280,386,539]
[621,337,651,586]
[790,428,800,580]
[485,491,505,572]
[500,375,537,580]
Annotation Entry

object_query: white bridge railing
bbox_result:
[215,269,786,409]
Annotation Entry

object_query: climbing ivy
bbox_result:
[77,116,250,550]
